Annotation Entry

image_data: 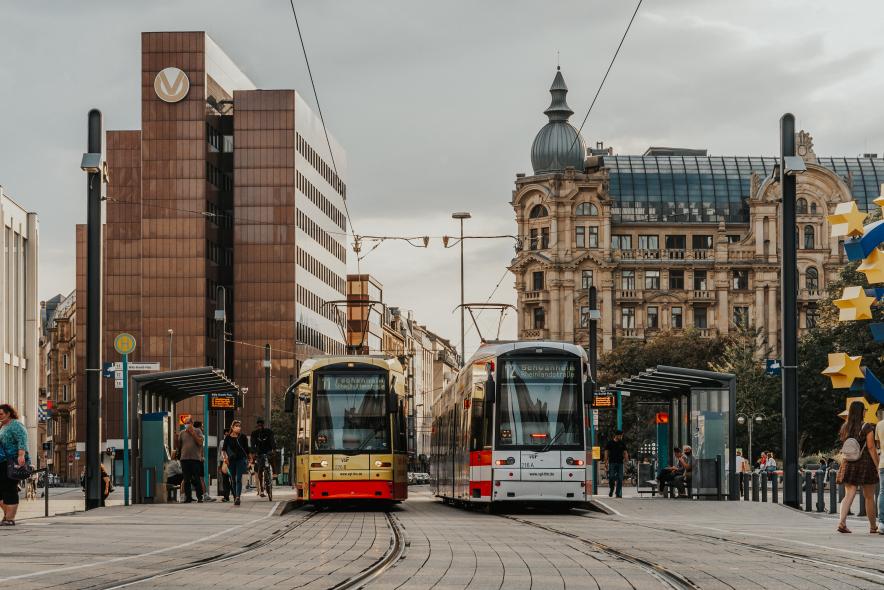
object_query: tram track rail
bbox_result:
[575,512,884,587]
[98,508,404,590]
[497,514,701,590]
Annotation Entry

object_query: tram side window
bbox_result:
[397,399,408,452]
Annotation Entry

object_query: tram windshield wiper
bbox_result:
[541,423,572,452]
[357,427,386,451]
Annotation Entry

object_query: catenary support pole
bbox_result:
[780,113,800,508]
[589,286,599,496]
[216,286,227,495]
[85,109,103,511]
[264,344,272,425]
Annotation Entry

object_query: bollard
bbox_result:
[752,472,760,501]
[804,472,812,512]
[858,486,867,517]
[761,473,768,502]
[742,473,750,501]
[829,471,837,514]
[816,472,825,512]
[771,473,778,504]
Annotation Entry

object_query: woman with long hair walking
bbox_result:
[221,420,250,506]
[837,401,878,533]
[0,404,29,526]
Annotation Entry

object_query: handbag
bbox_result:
[7,459,33,481]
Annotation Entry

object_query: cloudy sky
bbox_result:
[2,1,884,358]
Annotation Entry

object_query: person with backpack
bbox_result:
[837,401,878,533]
[221,420,250,506]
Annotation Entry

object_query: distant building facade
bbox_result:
[511,68,884,355]
[0,186,39,458]
[76,31,348,456]
[41,291,77,481]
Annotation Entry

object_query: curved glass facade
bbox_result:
[607,155,884,223]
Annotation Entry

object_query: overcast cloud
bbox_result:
[2,1,884,357]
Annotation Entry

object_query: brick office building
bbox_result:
[76,31,348,452]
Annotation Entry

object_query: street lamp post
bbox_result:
[737,413,765,467]
[452,212,471,366]
[167,329,174,370]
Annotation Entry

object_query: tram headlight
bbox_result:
[374,460,391,468]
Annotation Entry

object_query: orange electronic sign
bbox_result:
[209,395,237,410]
[592,391,616,409]
[655,412,670,424]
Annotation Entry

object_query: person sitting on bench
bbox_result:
[657,447,684,494]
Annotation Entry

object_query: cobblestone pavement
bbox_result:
[4,486,884,589]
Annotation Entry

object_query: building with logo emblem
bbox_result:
[75,32,348,454]
[510,68,884,356]
[0,186,39,458]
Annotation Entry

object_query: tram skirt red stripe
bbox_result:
[469,451,492,466]
[470,480,492,498]
[309,480,395,500]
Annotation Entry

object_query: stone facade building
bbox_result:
[510,69,884,355]
[41,291,78,481]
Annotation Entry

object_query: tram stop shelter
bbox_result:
[130,367,241,503]
[607,365,737,500]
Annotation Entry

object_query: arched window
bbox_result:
[529,204,548,219]
[803,225,815,249]
[806,266,819,291]
[810,202,818,214]
[576,202,599,216]
[797,198,808,214]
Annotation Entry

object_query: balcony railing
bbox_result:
[800,289,822,300]
[522,290,548,302]
[614,249,715,263]
[617,289,641,300]
[520,328,550,340]
[692,290,716,300]
[616,327,644,339]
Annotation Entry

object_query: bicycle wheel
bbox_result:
[264,466,273,501]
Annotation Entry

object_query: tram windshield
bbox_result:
[313,372,389,452]
[496,357,583,449]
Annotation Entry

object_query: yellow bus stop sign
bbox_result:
[114,333,136,355]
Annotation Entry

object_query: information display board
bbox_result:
[592,391,616,409]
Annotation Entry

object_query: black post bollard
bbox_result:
[816,472,825,512]
[743,473,750,501]
[771,473,779,504]
[804,472,812,512]
[859,486,867,517]
[761,473,768,502]
[829,471,837,514]
[752,473,759,502]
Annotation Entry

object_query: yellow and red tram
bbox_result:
[284,356,409,504]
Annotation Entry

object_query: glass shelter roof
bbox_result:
[606,156,884,224]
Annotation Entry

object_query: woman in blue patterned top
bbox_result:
[0,404,29,526]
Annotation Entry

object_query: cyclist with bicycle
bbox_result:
[250,419,276,498]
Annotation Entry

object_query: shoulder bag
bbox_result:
[7,459,33,481]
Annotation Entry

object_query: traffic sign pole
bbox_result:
[203,394,209,488]
[123,352,129,506]
[616,390,623,431]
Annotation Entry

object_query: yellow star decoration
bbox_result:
[822,352,864,389]
[839,396,880,424]
[827,201,867,238]
[858,248,884,283]
[834,286,875,321]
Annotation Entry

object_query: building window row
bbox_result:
[297,284,338,323]
[296,246,345,293]
[206,122,233,153]
[296,133,347,198]
[297,210,346,263]
[797,198,818,215]
[297,321,346,356]
[615,268,750,291]
[206,161,233,192]
[608,234,714,251]
[207,240,233,267]
[297,171,347,230]
[575,225,599,248]
[206,201,233,229]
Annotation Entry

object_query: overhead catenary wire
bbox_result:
[568,0,643,153]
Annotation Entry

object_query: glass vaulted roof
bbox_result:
[606,156,884,223]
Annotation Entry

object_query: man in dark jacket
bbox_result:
[250,419,276,498]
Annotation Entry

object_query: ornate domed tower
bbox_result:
[530,67,587,174]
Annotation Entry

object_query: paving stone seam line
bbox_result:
[498,514,700,590]
[0,501,284,583]
[96,509,319,590]
[577,513,884,586]
[327,511,404,590]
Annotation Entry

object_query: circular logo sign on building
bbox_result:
[154,67,190,103]
[114,333,137,355]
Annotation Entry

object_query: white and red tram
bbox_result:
[431,341,591,509]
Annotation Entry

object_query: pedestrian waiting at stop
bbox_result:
[875,416,884,535]
[217,428,231,502]
[836,401,878,534]
[604,430,628,498]
[100,464,113,506]
[177,417,206,503]
[656,447,684,494]
[221,420,251,506]
[676,446,694,498]
[192,421,215,503]
[0,404,29,526]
